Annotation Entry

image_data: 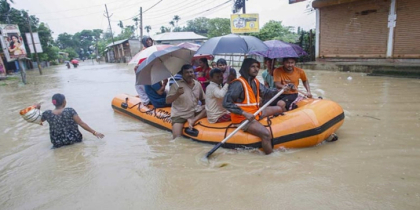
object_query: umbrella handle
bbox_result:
[170,74,180,88]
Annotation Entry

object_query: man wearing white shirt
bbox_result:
[205,68,236,123]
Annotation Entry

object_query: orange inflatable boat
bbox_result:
[112,94,344,149]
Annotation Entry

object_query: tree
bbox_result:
[173,15,180,26]
[184,17,209,36]
[116,25,135,40]
[42,45,60,62]
[159,26,169,33]
[207,18,230,38]
[36,23,56,61]
[56,33,74,49]
[0,0,11,21]
[118,20,124,30]
[64,47,78,59]
[253,20,298,43]
[145,25,151,34]
[132,17,139,37]
[169,21,175,31]
[173,26,182,32]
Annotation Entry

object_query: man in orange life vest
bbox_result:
[223,58,286,154]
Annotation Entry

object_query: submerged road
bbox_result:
[1,61,419,209]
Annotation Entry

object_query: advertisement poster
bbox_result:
[230,13,259,34]
[0,24,27,62]
[25,32,43,53]
[289,0,306,4]
[0,55,6,76]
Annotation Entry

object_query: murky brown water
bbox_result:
[1,61,419,209]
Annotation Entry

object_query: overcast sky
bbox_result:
[11,0,315,38]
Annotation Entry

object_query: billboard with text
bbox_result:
[231,13,259,34]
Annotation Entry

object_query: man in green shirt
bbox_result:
[261,57,275,88]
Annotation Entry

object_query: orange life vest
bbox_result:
[231,77,261,124]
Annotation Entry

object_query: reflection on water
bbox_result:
[1,62,420,209]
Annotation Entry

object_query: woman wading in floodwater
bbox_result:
[36,93,104,148]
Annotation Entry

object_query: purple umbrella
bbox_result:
[249,40,308,59]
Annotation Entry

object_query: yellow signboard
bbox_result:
[230,14,259,34]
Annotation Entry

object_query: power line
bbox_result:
[114,0,208,24]
[114,0,164,22]
[144,0,209,19]
[31,0,122,15]
[144,0,164,13]
[147,0,231,28]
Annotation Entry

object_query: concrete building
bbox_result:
[152,32,207,45]
[313,0,420,61]
[105,39,141,63]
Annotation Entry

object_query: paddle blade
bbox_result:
[205,142,223,158]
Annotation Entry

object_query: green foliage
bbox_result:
[115,25,135,40]
[159,26,170,34]
[252,20,298,43]
[184,17,209,36]
[45,45,60,61]
[172,26,182,32]
[63,48,78,59]
[117,21,124,29]
[144,25,151,34]
[56,33,74,49]
[207,18,231,38]
[173,15,180,26]
[96,39,109,57]
[296,28,316,61]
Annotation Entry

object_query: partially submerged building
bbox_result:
[312,0,420,61]
[105,39,141,63]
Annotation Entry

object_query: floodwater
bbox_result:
[1,61,419,210]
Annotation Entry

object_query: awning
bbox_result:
[106,39,128,48]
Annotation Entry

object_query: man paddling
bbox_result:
[223,58,285,154]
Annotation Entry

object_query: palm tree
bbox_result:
[173,15,180,27]
[169,21,175,32]
[145,25,151,35]
[132,17,139,37]
[118,21,124,30]
[160,26,166,33]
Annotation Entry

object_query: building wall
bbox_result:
[319,0,390,58]
[129,40,141,56]
[393,0,420,58]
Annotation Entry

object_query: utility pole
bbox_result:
[104,4,115,45]
[27,13,42,75]
[242,0,246,14]
[140,7,143,45]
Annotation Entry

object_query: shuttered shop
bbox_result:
[393,0,420,58]
[320,0,389,58]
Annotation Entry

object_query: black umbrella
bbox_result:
[195,34,268,55]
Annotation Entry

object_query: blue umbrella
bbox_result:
[136,46,195,85]
[195,34,268,55]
